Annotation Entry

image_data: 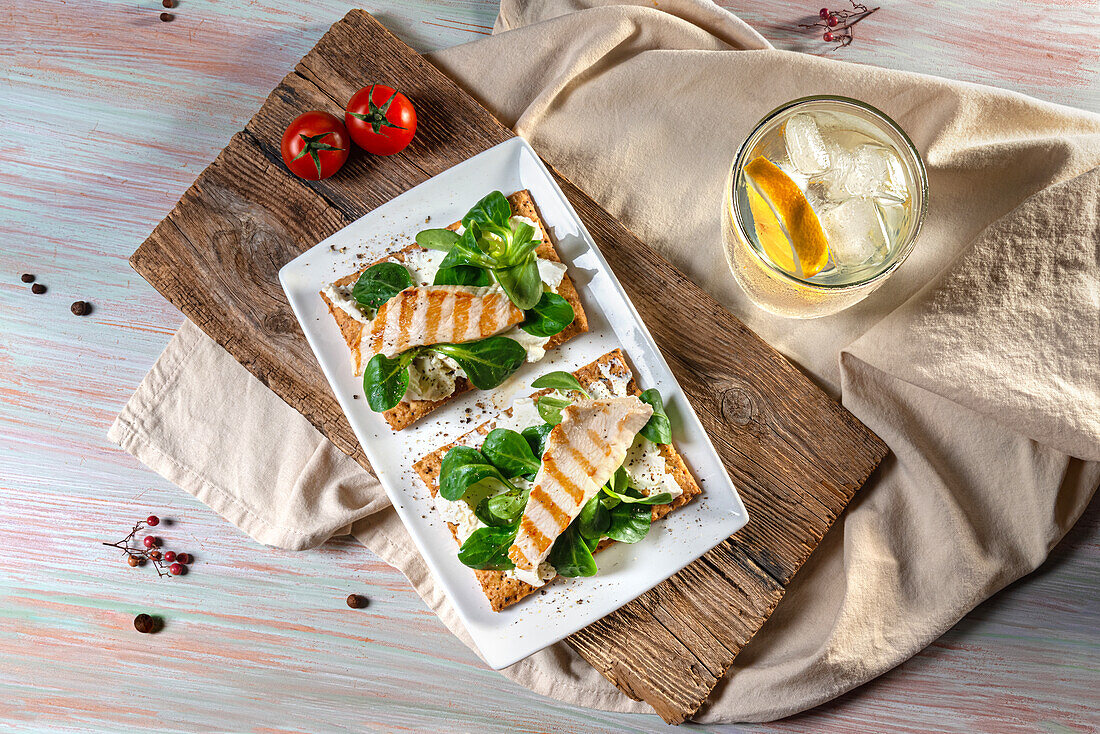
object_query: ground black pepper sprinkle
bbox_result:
[70,300,90,316]
[134,614,155,634]
[160,11,173,21]
[20,273,34,283]
[346,594,367,609]
[31,283,46,294]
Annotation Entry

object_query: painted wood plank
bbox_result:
[1,0,1096,731]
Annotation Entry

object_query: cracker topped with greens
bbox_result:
[319,190,588,430]
[413,349,701,611]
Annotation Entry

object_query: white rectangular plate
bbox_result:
[280,137,748,669]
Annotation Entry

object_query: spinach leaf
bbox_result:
[521,423,553,457]
[548,523,598,577]
[477,487,529,527]
[493,259,543,310]
[363,350,417,412]
[530,370,589,397]
[639,388,672,445]
[576,493,610,543]
[461,191,512,229]
[481,428,541,478]
[536,394,572,426]
[415,228,460,252]
[433,264,491,287]
[606,501,651,544]
[351,262,414,310]
[457,525,517,571]
[521,292,575,338]
[431,336,527,390]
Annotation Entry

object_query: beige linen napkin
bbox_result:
[109,0,1100,722]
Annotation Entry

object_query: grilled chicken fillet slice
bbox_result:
[508,396,653,571]
[366,285,524,359]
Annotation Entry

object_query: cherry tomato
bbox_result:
[280,111,350,180]
[344,84,417,156]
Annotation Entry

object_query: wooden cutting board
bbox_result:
[130,10,887,723]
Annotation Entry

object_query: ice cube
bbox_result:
[844,144,908,203]
[820,198,889,268]
[814,141,856,201]
[784,114,830,175]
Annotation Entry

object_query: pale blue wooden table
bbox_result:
[2,1,1097,731]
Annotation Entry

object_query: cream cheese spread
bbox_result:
[321,284,371,324]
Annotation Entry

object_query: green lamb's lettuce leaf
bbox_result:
[601,466,673,506]
[433,264,492,287]
[576,493,610,543]
[457,525,517,571]
[461,191,512,229]
[547,523,598,577]
[602,485,674,507]
[521,423,553,458]
[481,428,541,478]
[535,394,572,426]
[351,262,414,310]
[605,501,651,544]
[493,259,542,311]
[477,487,529,528]
[440,446,498,502]
[521,292,575,338]
[435,226,494,273]
[505,220,541,263]
[362,349,417,412]
[439,462,512,503]
[420,192,546,311]
[431,336,527,390]
[415,228,461,252]
[530,370,589,397]
[638,388,672,445]
[361,334,527,416]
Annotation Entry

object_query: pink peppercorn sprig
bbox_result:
[103,516,193,578]
[800,1,880,50]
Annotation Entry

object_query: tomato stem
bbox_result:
[291,131,345,178]
[347,83,407,134]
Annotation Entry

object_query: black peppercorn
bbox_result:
[162,0,174,6]
[160,11,173,21]
[31,283,46,294]
[71,300,90,316]
[346,594,367,609]
[20,273,34,283]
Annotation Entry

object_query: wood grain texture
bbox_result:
[127,10,888,723]
[2,0,1097,732]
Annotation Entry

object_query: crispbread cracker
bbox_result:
[413,349,702,612]
[319,190,588,431]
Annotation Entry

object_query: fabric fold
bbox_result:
[109,320,384,551]
[109,0,1100,722]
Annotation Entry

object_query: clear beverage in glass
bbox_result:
[723,96,927,318]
